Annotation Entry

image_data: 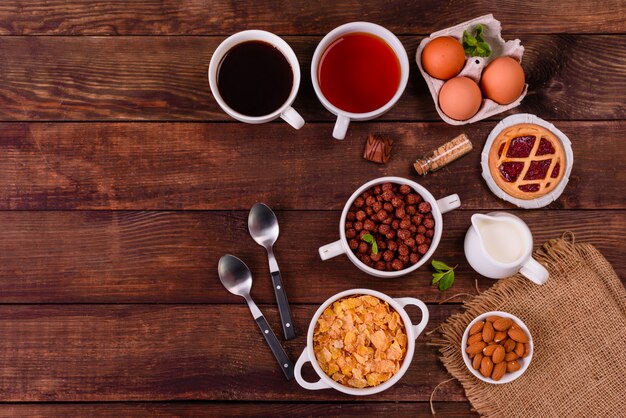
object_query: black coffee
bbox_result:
[217,41,294,117]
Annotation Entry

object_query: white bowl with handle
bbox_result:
[318,176,461,278]
[294,288,429,395]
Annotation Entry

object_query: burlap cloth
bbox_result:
[434,237,626,417]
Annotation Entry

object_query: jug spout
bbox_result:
[471,213,497,232]
[470,212,522,250]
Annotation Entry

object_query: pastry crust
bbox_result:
[488,123,566,200]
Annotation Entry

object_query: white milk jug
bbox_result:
[464,212,548,284]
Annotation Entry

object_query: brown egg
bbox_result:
[480,56,525,104]
[438,76,482,121]
[421,36,465,80]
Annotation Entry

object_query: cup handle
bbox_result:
[280,106,305,130]
[332,114,350,140]
[394,297,430,339]
[294,349,331,390]
[318,240,346,260]
[436,194,461,214]
[520,257,549,285]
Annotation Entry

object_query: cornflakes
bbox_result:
[313,295,407,388]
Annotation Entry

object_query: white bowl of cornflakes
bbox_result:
[294,288,429,395]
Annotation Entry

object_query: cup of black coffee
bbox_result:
[209,30,305,129]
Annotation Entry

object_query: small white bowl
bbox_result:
[461,311,533,384]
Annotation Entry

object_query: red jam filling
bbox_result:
[506,136,536,158]
[536,137,556,156]
[499,162,524,182]
[524,159,552,180]
[498,143,505,157]
[551,162,560,178]
[519,184,540,192]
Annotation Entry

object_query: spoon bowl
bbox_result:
[248,203,280,248]
[218,255,253,298]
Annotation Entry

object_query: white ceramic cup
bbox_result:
[208,30,305,129]
[461,311,533,384]
[294,288,429,395]
[464,212,549,284]
[318,176,461,278]
[311,22,409,140]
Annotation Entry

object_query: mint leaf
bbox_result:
[474,24,484,39]
[463,24,492,58]
[431,260,453,272]
[478,42,491,57]
[361,233,378,255]
[430,260,457,291]
[438,270,455,291]
[432,272,445,284]
[463,30,477,46]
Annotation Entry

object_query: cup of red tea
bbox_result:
[311,22,409,140]
[209,30,305,129]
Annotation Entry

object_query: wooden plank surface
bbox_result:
[0,1,624,415]
[0,35,624,121]
[0,210,622,304]
[0,0,623,35]
[0,304,464,402]
[0,402,476,417]
[0,121,623,210]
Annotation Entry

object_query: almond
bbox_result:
[486,315,501,323]
[472,352,483,370]
[482,343,498,356]
[503,339,516,353]
[523,342,531,358]
[514,342,525,357]
[482,321,495,343]
[505,351,519,362]
[491,361,507,381]
[494,331,507,343]
[466,341,487,356]
[469,320,484,336]
[468,332,483,345]
[492,345,506,364]
[508,327,529,343]
[507,360,522,373]
[493,317,513,331]
[480,356,493,378]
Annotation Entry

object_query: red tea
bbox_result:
[318,32,401,114]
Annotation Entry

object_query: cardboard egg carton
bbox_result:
[415,14,527,125]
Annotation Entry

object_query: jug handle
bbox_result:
[520,257,549,285]
[436,194,461,214]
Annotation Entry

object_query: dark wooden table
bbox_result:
[0,1,624,416]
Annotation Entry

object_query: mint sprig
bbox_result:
[463,24,492,58]
[431,259,457,291]
[361,233,378,255]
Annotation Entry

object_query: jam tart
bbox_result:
[488,123,566,200]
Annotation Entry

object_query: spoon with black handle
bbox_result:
[248,203,296,340]
[218,254,294,380]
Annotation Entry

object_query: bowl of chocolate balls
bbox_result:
[319,177,461,278]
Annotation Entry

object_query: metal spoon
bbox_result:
[218,254,294,380]
[248,203,296,340]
